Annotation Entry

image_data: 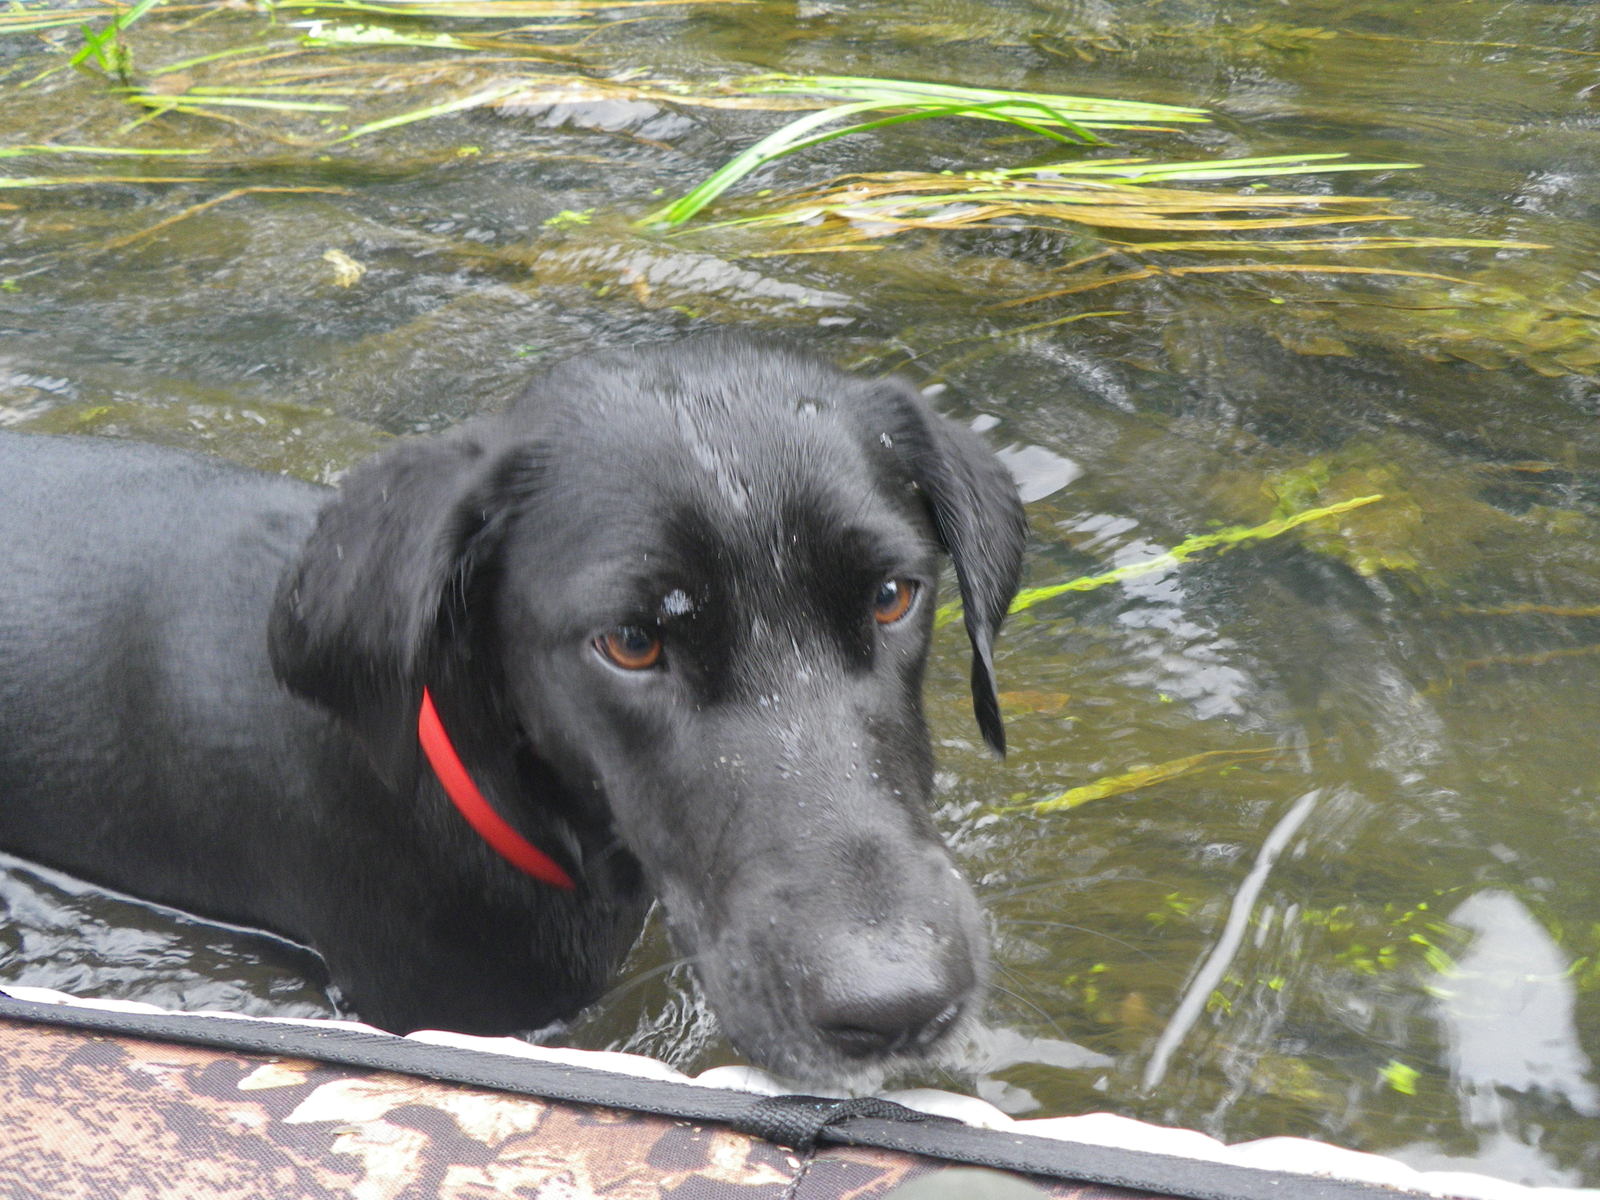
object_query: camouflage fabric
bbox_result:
[0,1016,1175,1200]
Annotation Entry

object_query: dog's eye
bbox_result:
[872,578,919,625]
[595,626,663,670]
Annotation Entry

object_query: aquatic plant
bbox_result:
[936,494,1385,634]
[0,5,93,34]
[722,161,1425,245]
[0,1,1569,376]
[639,76,1212,227]
[631,75,1551,326]
[271,0,744,16]
[1010,748,1284,814]
[71,0,164,85]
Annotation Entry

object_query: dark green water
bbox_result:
[3,0,1597,1186]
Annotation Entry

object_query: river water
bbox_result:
[2,0,1597,1186]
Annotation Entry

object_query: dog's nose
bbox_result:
[806,961,972,1058]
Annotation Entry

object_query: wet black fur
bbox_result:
[0,337,1025,1080]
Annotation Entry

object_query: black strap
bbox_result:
[0,993,1425,1200]
[734,1094,955,1151]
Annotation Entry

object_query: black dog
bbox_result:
[0,337,1024,1081]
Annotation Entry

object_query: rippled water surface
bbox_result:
[2,0,1597,1186]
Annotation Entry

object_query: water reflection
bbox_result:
[1141,791,1321,1093]
[0,854,335,1021]
[1397,890,1600,1186]
[1112,543,1252,721]
[974,1026,1115,1113]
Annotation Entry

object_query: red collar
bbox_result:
[417,687,576,891]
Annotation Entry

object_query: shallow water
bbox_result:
[2,0,1598,1186]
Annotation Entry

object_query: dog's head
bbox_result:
[270,336,1026,1081]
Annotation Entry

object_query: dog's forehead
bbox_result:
[546,372,907,519]
[506,364,935,619]
[658,390,861,511]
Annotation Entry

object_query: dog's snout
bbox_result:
[803,945,976,1060]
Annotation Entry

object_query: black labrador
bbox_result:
[0,337,1024,1082]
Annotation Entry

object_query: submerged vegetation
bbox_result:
[637,75,1215,227]
[1002,493,1385,618]
[1011,746,1284,814]
[3,0,1579,377]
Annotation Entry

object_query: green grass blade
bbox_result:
[750,73,1212,123]
[643,96,1109,228]
[1030,152,1347,176]
[117,0,168,29]
[294,20,474,49]
[329,78,531,142]
[152,42,284,75]
[1010,748,1282,814]
[1081,160,1419,183]
[1010,494,1386,614]
[129,92,350,112]
[645,73,1224,228]
[69,21,114,70]
[780,101,1096,157]
[69,0,167,75]
[0,143,211,158]
[270,0,745,16]
[965,154,1420,186]
[0,174,209,188]
[936,494,1384,629]
[640,99,883,226]
[0,13,89,34]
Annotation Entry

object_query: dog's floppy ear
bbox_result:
[269,423,533,786]
[864,380,1027,756]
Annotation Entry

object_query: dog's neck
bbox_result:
[417,687,576,891]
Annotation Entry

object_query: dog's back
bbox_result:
[0,434,333,926]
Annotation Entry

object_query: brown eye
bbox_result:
[872,578,918,625]
[595,626,662,670]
